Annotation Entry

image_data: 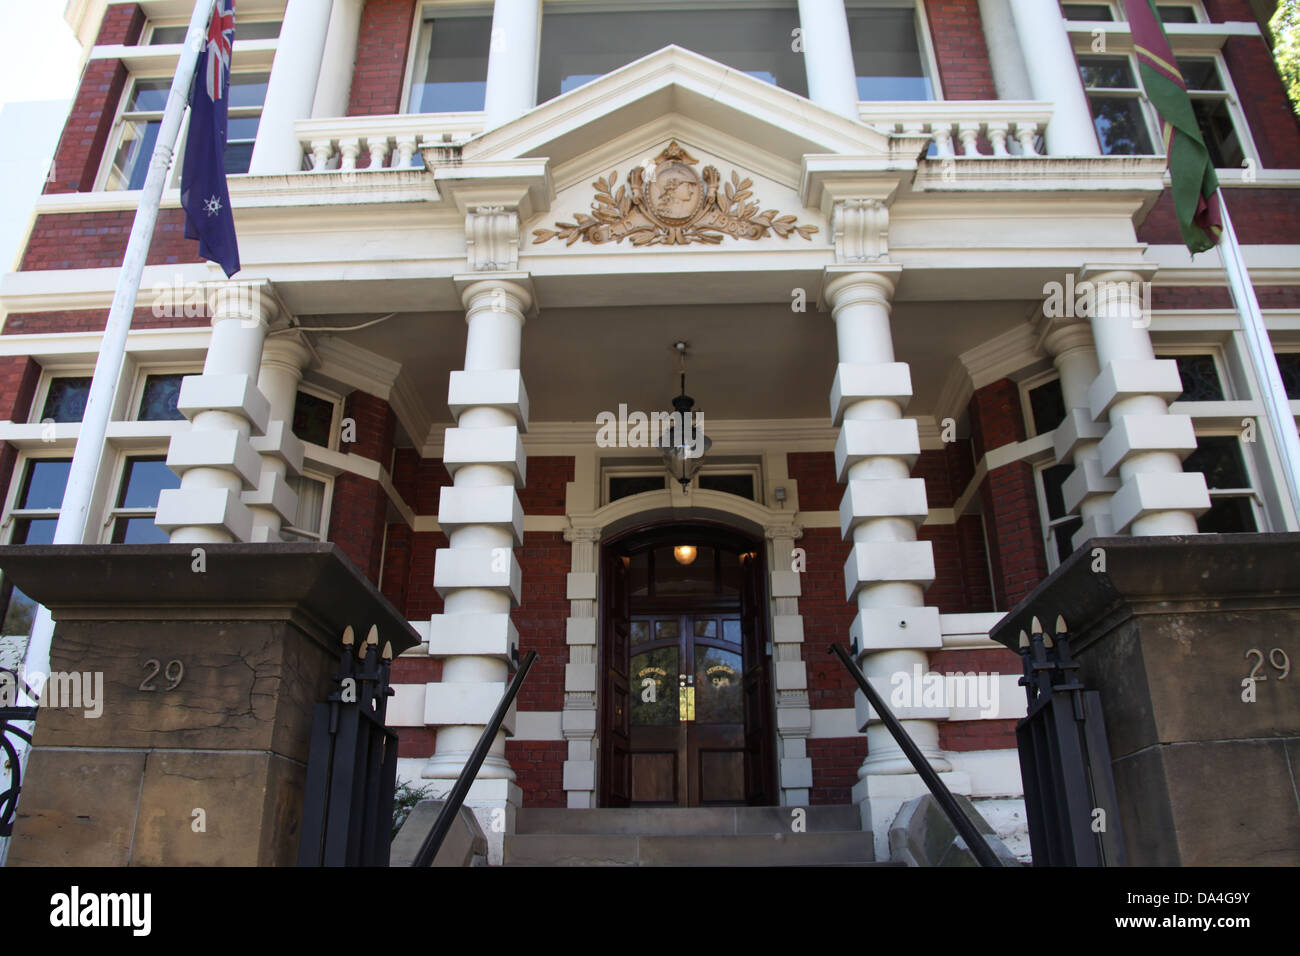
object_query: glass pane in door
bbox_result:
[630,647,679,726]
[694,646,742,724]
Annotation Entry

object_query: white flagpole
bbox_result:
[0,0,218,866]
[1215,190,1300,523]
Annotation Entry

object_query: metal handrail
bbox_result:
[410,649,538,867]
[830,644,1003,868]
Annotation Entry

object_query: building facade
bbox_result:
[2,0,1298,864]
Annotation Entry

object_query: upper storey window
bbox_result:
[846,4,935,100]
[536,3,808,102]
[103,73,268,190]
[146,20,282,44]
[1062,1,1203,21]
[406,8,492,112]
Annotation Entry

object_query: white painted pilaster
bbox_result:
[1083,267,1209,536]
[1005,0,1099,156]
[311,0,365,119]
[246,334,310,541]
[423,274,533,864]
[249,0,335,174]
[797,0,859,120]
[157,281,276,543]
[482,0,542,129]
[562,525,600,808]
[767,524,811,806]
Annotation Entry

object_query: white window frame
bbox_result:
[1020,370,1065,439]
[599,460,764,506]
[295,383,344,452]
[401,1,495,116]
[1060,0,1207,23]
[1,452,74,544]
[601,464,669,507]
[696,461,765,503]
[29,368,96,425]
[1187,430,1266,532]
[143,17,284,46]
[1153,344,1236,401]
[282,470,335,542]
[847,0,944,102]
[128,364,203,422]
[98,69,271,192]
[100,449,177,544]
[1033,460,1083,572]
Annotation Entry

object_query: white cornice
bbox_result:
[310,335,431,449]
[958,322,1045,390]
[935,360,975,428]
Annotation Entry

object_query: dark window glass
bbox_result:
[18,459,71,510]
[1029,379,1067,435]
[409,16,492,112]
[1184,436,1249,490]
[1041,463,1073,520]
[129,80,170,112]
[138,374,186,421]
[41,377,92,423]
[1158,354,1225,402]
[1276,353,1300,400]
[293,391,335,446]
[148,25,190,44]
[1197,496,1257,533]
[1188,97,1244,168]
[1054,516,1083,564]
[1088,96,1155,154]
[1179,58,1223,92]
[224,140,255,174]
[1079,56,1138,89]
[697,473,755,500]
[116,457,179,509]
[537,6,807,103]
[1158,5,1199,23]
[11,519,58,545]
[848,8,933,100]
[610,475,667,501]
[1062,3,1114,19]
[227,73,270,109]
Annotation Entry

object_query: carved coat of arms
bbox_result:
[532,141,818,247]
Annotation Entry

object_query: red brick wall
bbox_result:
[519,456,573,515]
[928,647,1020,674]
[342,389,397,462]
[349,0,417,116]
[391,448,447,515]
[799,527,857,709]
[404,531,446,620]
[1151,285,1300,309]
[44,5,146,195]
[968,379,1047,610]
[2,307,209,336]
[1138,189,1300,245]
[924,0,997,101]
[396,727,436,758]
[21,210,204,270]
[330,472,389,584]
[506,740,567,808]
[808,736,867,805]
[940,717,1018,751]
[514,531,568,712]
[0,357,43,513]
[786,451,839,511]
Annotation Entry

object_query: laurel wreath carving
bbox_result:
[532,142,818,247]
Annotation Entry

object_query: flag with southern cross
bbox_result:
[1123,0,1222,253]
[181,0,241,277]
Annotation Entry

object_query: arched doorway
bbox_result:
[599,521,776,807]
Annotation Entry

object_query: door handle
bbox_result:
[679,684,695,722]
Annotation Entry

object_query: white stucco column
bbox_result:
[561,525,600,809]
[797,0,859,120]
[1044,321,1116,546]
[1005,0,1100,156]
[977,0,1033,100]
[311,0,364,118]
[245,335,310,541]
[823,267,955,855]
[157,282,275,543]
[482,0,542,129]
[1083,267,1209,536]
[249,0,335,174]
[424,275,532,864]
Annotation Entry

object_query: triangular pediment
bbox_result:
[463,45,894,171]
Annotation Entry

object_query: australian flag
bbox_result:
[181,0,240,277]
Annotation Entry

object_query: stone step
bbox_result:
[503,831,881,867]
[516,805,861,836]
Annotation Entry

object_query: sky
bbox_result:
[0,1,84,270]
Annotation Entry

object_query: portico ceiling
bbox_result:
[299,298,1031,436]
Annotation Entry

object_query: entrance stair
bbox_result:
[503,806,895,866]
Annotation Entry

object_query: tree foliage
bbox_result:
[1274,0,1300,116]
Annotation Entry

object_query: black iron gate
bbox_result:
[1015,615,1125,866]
[298,625,399,866]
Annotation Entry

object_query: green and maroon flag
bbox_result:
[1124,0,1222,253]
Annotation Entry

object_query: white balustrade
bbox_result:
[858,101,1053,158]
[295,114,487,172]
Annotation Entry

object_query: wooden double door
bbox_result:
[600,526,775,807]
